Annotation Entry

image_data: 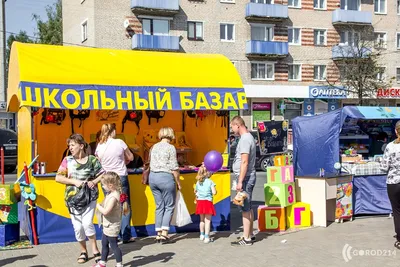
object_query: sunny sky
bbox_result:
[5,0,57,40]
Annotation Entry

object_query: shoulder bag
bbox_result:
[66,176,92,215]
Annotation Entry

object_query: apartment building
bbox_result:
[63,0,400,129]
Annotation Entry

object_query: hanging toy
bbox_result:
[19,182,37,211]
[40,109,66,125]
[69,110,90,134]
[145,111,166,125]
[122,110,143,134]
[186,110,206,127]
[31,107,40,118]
[216,111,229,127]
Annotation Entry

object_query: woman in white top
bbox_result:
[95,123,135,244]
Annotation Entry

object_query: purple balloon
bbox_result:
[204,150,223,172]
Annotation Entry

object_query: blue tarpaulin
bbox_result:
[293,106,399,215]
[292,106,400,176]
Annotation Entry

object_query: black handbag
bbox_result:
[66,182,92,215]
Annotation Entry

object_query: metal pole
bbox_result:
[1,0,6,103]
[1,147,4,184]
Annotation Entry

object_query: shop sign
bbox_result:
[309,86,347,99]
[252,103,271,110]
[377,88,400,98]
[328,99,339,111]
[303,99,315,116]
[18,82,248,111]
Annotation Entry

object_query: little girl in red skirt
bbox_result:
[195,165,217,244]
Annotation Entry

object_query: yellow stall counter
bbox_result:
[30,170,231,243]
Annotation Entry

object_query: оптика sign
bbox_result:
[309,86,347,99]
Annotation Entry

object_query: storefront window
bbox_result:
[285,103,302,126]
[229,110,239,121]
[252,102,271,129]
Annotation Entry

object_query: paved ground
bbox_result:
[0,172,398,266]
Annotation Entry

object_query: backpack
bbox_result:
[216,111,229,127]
[145,111,166,125]
[186,110,206,127]
[122,111,143,133]
[40,109,66,125]
[69,110,90,133]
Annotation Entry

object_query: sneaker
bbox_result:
[199,235,205,241]
[204,238,210,244]
[92,262,106,267]
[231,238,253,246]
[236,235,256,241]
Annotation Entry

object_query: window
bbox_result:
[188,21,203,41]
[288,64,301,81]
[251,62,274,80]
[374,32,387,49]
[340,0,360,10]
[288,0,301,8]
[398,0,400,14]
[251,25,273,41]
[314,65,326,81]
[314,29,326,46]
[143,19,169,36]
[251,0,273,3]
[397,68,400,83]
[288,28,301,45]
[81,20,88,42]
[339,65,348,81]
[397,33,400,49]
[340,31,360,46]
[314,0,325,9]
[285,103,302,126]
[220,23,235,41]
[376,67,386,81]
[374,0,386,13]
[252,103,272,129]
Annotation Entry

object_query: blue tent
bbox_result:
[292,106,400,176]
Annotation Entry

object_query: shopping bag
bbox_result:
[171,191,192,227]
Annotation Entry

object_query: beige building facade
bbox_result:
[63,0,400,129]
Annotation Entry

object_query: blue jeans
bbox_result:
[149,171,176,231]
[235,172,256,212]
[120,175,132,241]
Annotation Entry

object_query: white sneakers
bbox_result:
[200,235,211,243]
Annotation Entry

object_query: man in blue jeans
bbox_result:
[230,116,257,246]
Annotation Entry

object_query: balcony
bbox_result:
[245,3,288,22]
[332,9,372,26]
[246,40,288,58]
[131,0,179,16]
[332,45,371,60]
[132,34,180,51]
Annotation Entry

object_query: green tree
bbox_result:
[33,0,62,45]
[6,31,34,69]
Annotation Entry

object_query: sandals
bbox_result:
[77,252,88,264]
[395,241,400,250]
[93,252,101,263]
[155,234,161,243]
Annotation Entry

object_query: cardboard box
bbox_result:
[0,185,16,205]
[0,203,18,224]
[341,154,362,163]
[0,221,20,247]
